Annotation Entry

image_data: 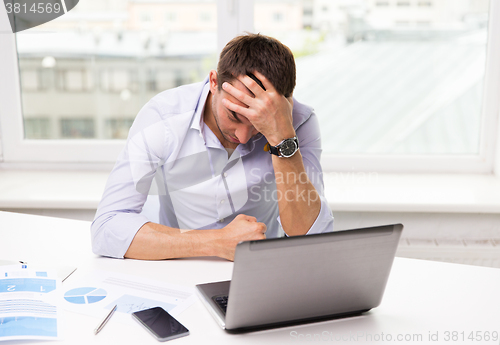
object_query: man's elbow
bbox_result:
[90,220,125,259]
[90,221,107,257]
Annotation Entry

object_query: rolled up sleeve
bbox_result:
[91,100,170,258]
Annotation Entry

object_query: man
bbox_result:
[91,33,334,261]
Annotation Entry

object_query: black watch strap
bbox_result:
[269,144,280,156]
[268,137,299,158]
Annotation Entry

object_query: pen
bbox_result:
[94,305,117,335]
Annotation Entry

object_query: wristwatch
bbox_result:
[268,137,299,158]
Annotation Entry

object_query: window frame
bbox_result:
[0,0,499,174]
[0,0,253,165]
[321,0,500,173]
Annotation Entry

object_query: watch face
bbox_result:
[279,139,298,157]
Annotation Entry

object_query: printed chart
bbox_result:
[107,294,176,314]
[0,266,61,341]
[62,270,196,326]
[64,287,107,304]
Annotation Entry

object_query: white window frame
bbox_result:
[0,11,126,164]
[0,0,499,174]
[0,0,252,166]
[321,0,500,173]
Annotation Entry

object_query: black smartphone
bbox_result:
[132,307,189,342]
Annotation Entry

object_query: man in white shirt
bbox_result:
[91,33,334,261]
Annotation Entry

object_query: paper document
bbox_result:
[0,266,62,342]
[0,260,77,282]
[62,270,196,326]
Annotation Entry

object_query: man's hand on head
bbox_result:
[221,71,296,146]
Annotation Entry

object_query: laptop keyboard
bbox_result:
[212,295,229,314]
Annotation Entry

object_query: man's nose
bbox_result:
[236,126,256,144]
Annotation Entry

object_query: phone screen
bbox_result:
[132,307,189,341]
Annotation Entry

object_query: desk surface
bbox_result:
[1,211,499,345]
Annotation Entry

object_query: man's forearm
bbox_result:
[272,150,321,236]
[124,214,267,261]
[124,222,214,260]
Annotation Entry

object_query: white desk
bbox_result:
[1,211,499,345]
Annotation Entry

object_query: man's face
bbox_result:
[207,71,259,147]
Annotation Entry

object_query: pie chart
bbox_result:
[64,287,107,304]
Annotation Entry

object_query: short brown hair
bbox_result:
[217,33,296,97]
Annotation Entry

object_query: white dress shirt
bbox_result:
[91,77,334,258]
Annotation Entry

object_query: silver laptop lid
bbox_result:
[224,224,403,330]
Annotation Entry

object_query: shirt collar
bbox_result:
[190,76,211,136]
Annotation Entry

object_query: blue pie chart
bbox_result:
[64,287,107,304]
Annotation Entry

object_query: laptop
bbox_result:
[196,223,403,332]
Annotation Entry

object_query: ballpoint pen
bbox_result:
[94,305,117,335]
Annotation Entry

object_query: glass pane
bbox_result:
[17,0,217,140]
[255,0,490,155]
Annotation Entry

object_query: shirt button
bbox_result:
[199,132,203,138]
[220,200,225,204]
[223,173,228,178]
[219,218,224,223]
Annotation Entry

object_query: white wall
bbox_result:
[333,211,500,240]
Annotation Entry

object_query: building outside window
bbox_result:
[60,118,95,139]
[24,118,51,139]
[256,0,491,159]
[418,1,432,7]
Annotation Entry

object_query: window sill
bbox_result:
[324,172,500,213]
[0,170,499,214]
[0,170,107,209]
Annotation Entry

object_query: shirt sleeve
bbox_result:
[91,100,170,258]
[278,109,334,236]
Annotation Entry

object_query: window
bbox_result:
[60,119,95,139]
[418,1,432,7]
[273,12,284,23]
[56,69,93,92]
[24,118,51,139]
[253,0,498,172]
[1,0,499,173]
[105,119,135,139]
[7,0,217,145]
[146,69,158,91]
[200,11,212,22]
[255,1,301,33]
[20,70,41,91]
[165,12,177,22]
[0,0,223,163]
[141,12,152,23]
[303,8,313,16]
[100,70,137,93]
